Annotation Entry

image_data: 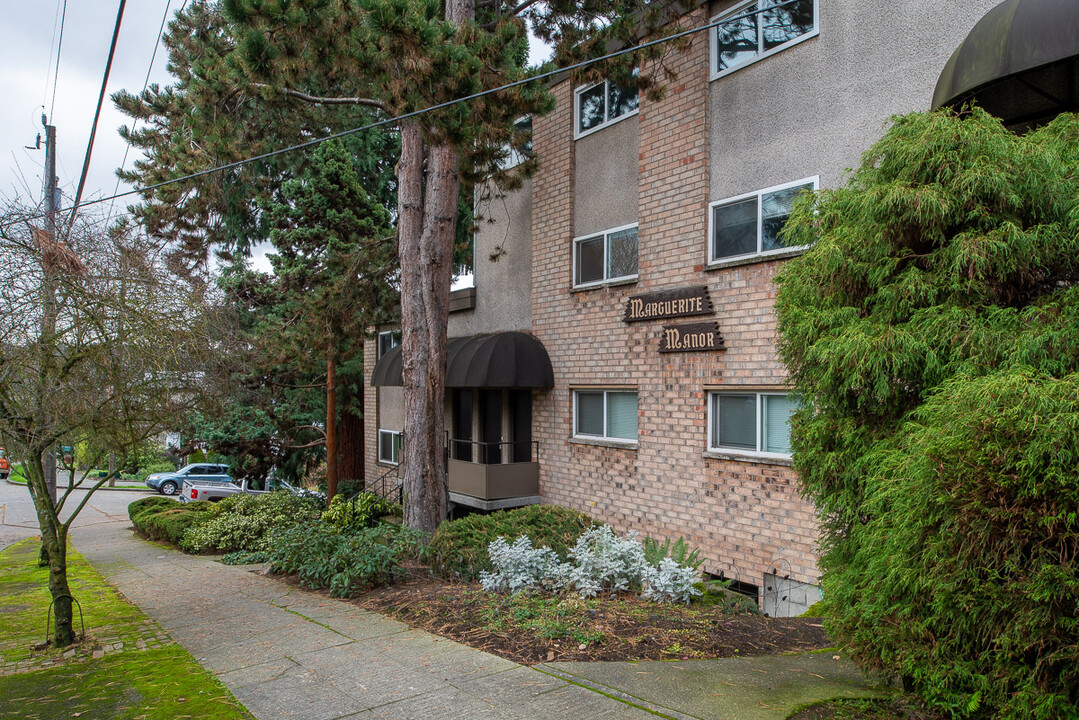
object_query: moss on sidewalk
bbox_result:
[0,538,252,719]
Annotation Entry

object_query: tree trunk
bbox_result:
[337,407,364,487]
[326,345,338,503]
[24,453,75,646]
[397,0,472,534]
[398,123,461,534]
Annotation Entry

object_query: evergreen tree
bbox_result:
[121,0,690,532]
[775,109,1079,719]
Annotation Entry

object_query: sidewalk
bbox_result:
[74,518,883,720]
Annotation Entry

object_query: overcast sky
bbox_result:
[0,0,178,215]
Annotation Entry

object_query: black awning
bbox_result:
[932,0,1079,126]
[371,331,554,388]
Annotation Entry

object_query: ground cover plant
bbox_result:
[429,505,595,581]
[0,538,252,719]
[128,496,217,546]
[263,522,428,597]
[775,108,1079,719]
[480,526,702,603]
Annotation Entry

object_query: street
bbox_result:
[0,475,154,550]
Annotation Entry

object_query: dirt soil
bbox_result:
[341,564,831,666]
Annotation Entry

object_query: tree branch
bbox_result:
[251,83,385,111]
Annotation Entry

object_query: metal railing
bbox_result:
[446,438,539,465]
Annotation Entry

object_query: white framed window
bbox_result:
[710,0,818,80]
[574,390,638,442]
[377,330,401,359]
[708,177,817,263]
[574,223,639,288]
[708,392,797,458]
[378,429,403,465]
[501,116,533,169]
[574,76,639,139]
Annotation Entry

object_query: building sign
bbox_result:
[659,322,725,353]
[624,286,713,323]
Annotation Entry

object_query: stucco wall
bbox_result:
[573,115,640,237]
[378,386,404,431]
[448,180,534,338]
[707,0,1001,201]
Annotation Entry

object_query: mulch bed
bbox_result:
[336,564,830,665]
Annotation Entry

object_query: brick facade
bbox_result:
[532,9,819,589]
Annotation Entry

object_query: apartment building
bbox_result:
[368,0,1006,614]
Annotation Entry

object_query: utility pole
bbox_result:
[42,119,59,503]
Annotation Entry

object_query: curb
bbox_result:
[4,477,152,493]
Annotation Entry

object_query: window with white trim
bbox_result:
[710,0,818,80]
[574,75,639,138]
[501,116,533,169]
[378,330,401,359]
[378,429,403,465]
[574,390,638,442]
[708,392,797,457]
[574,223,638,287]
[709,177,817,263]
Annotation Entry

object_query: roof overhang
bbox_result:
[371,332,554,389]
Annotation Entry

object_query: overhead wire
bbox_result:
[6,0,801,232]
[106,0,177,228]
[48,0,69,122]
[66,0,127,231]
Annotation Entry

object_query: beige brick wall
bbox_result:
[531,9,819,589]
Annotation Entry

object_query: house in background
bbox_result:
[368,0,1009,615]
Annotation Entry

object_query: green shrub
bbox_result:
[133,461,176,483]
[266,523,426,597]
[179,492,319,553]
[430,505,594,581]
[321,492,396,531]
[643,535,704,571]
[128,496,180,523]
[129,498,218,546]
[775,109,1079,719]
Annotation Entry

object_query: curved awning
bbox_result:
[371,331,554,388]
[932,0,1079,127]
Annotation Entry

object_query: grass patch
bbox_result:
[786,697,938,720]
[0,538,251,720]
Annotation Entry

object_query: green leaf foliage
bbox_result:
[321,491,398,531]
[775,108,1079,719]
[129,497,219,546]
[430,505,595,581]
[266,522,427,597]
[179,492,322,553]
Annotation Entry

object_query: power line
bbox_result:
[48,0,69,122]
[6,0,800,232]
[106,0,176,228]
[67,0,127,230]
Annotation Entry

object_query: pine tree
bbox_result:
[121,0,691,532]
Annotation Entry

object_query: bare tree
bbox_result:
[0,204,209,647]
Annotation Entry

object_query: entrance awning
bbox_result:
[932,0,1079,127]
[371,332,554,388]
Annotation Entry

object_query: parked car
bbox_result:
[178,475,271,503]
[0,448,10,480]
[145,463,230,496]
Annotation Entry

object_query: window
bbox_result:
[574,76,639,138]
[709,392,797,457]
[502,116,533,169]
[711,0,818,79]
[574,390,638,442]
[378,430,403,465]
[574,223,639,287]
[709,177,817,263]
[378,330,401,359]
